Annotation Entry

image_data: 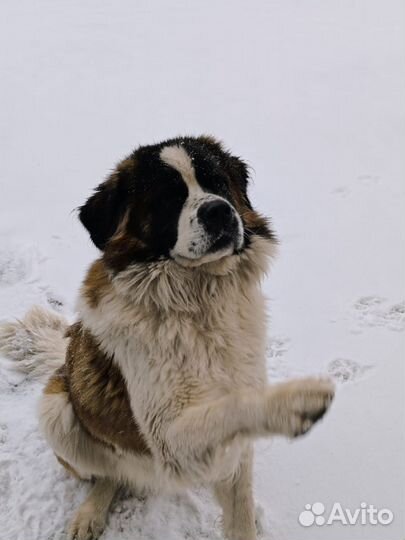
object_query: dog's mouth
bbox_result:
[171,231,243,268]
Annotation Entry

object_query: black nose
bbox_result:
[197,200,234,234]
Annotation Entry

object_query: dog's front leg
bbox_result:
[68,478,117,540]
[214,445,256,540]
[165,377,334,464]
[164,379,333,538]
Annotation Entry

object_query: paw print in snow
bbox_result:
[350,296,405,332]
[266,337,292,381]
[0,246,42,286]
[267,336,290,358]
[327,358,373,385]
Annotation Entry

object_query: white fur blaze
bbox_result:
[160,145,201,194]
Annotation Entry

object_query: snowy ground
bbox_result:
[1,1,404,539]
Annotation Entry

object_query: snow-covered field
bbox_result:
[1,1,404,539]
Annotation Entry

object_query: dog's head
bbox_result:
[79,136,275,271]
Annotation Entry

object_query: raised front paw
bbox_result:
[267,377,335,438]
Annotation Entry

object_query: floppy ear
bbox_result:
[79,175,127,250]
[234,155,248,180]
[228,155,251,202]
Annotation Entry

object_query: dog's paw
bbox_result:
[68,502,107,540]
[267,377,335,438]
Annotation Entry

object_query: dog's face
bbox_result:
[79,136,274,271]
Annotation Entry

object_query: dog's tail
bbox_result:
[0,306,68,382]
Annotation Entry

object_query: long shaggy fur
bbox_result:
[0,306,68,381]
[0,137,335,540]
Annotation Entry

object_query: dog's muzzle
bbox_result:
[197,199,242,252]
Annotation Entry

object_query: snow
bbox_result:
[1,1,404,539]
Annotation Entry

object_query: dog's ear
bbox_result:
[227,155,252,208]
[79,174,127,250]
[229,156,249,188]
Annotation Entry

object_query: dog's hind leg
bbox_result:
[68,478,117,540]
[214,446,256,540]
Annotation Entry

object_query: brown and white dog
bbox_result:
[0,136,334,540]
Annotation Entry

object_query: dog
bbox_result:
[0,135,334,540]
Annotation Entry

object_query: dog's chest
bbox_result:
[117,289,266,408]
[114,297,265,480]
[80,272,267,438]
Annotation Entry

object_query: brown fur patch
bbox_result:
[103,232,149,273]
[81,259,112,309]
[66,322,150,455]
[44,364,69,394]
[228,181,273,240]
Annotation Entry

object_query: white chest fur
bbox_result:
[77,240,273,483]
